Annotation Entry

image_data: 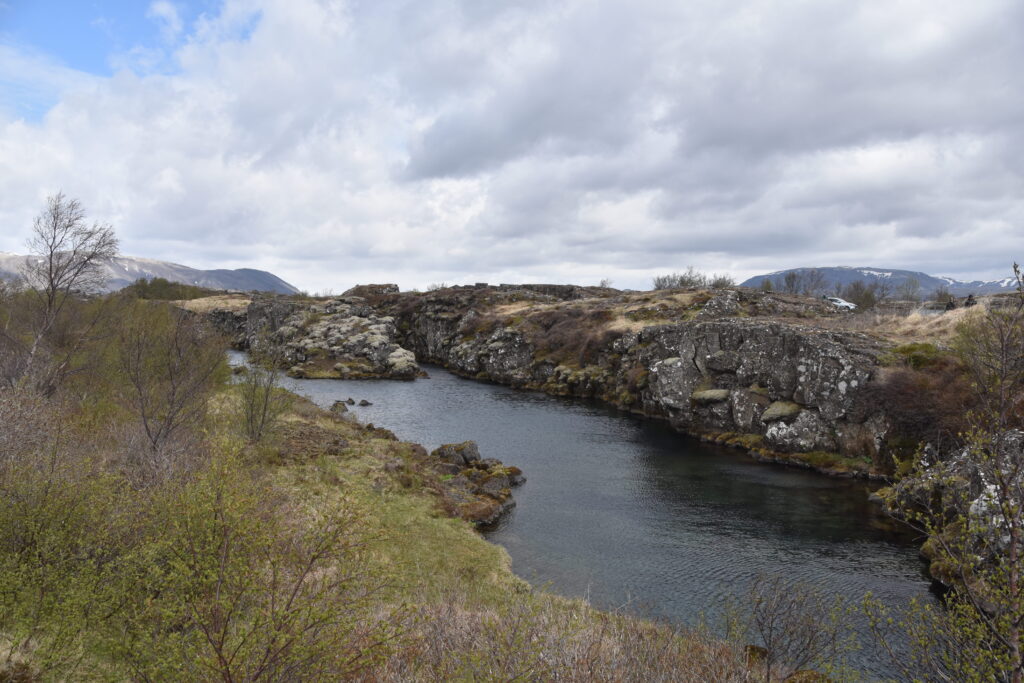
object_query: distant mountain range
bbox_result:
[0,252,299,295]
[741,267,1018,297]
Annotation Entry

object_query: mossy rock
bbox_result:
[690,388,731,404]
[760,401,802,422]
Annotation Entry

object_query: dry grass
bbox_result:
[174,294,252,313]
[820,303,990,345]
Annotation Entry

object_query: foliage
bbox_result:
[115,301,227,476]
[872,263,1024,681]
[237,341,291,444]
[652,266,725,290]
[122,276,219,301]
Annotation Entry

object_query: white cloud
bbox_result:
[147,1,184,43]
[1,0,1022,291]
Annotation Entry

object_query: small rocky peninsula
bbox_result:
[205,283,906,479]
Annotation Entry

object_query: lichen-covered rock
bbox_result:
[431,441,481,467]
[245,296,421,380]
[379,287,890,471]
[764,409,837,452]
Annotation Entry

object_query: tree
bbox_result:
[840,281,879,309]
[1,193,118,391]
[116,302,226,482]
[897,277,922,302]
[781,271,804,294]
[22,192,117,342]
[870,264,1024,681]
[801,269,828,297]
[238,341,291,445]
[652,267,708,290]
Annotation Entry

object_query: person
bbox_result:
[964,294,977,307]
[945,298,956,311]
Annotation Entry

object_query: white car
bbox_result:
[825,296,857,311]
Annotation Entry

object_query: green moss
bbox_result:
[882,342,944,369]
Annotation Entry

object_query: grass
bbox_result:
[174,293,252,313]
[819,303,990,344]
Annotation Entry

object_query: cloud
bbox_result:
[0,0,1022,292]
[147,1,184,43]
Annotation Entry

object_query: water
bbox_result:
[232,353,936,677]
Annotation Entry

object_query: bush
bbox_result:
[122,277,219,301]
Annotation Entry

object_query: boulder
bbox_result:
[432,441,482,467]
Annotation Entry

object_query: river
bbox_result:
[231,353,936,677]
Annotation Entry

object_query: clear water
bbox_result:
[232,353,936,677]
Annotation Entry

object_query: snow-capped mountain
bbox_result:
[740,266,1018,297]
[0,252,298,294]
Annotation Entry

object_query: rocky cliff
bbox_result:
[213,295,420,380]
[207,285,896,476]
[379,285,891,476]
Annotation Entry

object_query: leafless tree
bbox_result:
[1,193,118,390]
[801,269,828,297]
[238,340,291,444]
[896,277,922,302]
[781,271,804,294]
[22,192,117,339]
[744,575,850,680]
[117,304,224,479]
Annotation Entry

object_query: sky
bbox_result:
[0,0,1021,292]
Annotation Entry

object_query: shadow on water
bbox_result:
[233,353,938,677]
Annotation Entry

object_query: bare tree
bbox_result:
[801,269,828,297]
[22,192,117,336]
[781,271,804,294]
[116,303,225,479]
[896,277,922,302]
[3,193,118,390]
[238,341,291,444]
[742,575,851,680]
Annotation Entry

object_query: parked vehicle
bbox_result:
[825,296,857,311]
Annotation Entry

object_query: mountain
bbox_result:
[740,266,1018,297]
[0,252,299,295]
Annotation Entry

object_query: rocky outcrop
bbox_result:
[429,441,525,526]
[222,295,420,380]
[379,287,891,477]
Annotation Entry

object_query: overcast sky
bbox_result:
[1,0,1022,292]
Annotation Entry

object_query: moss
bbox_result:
[748,383,771,397]
[690,389,730,403]
[760,401,802,422]
[881,342,944,369]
